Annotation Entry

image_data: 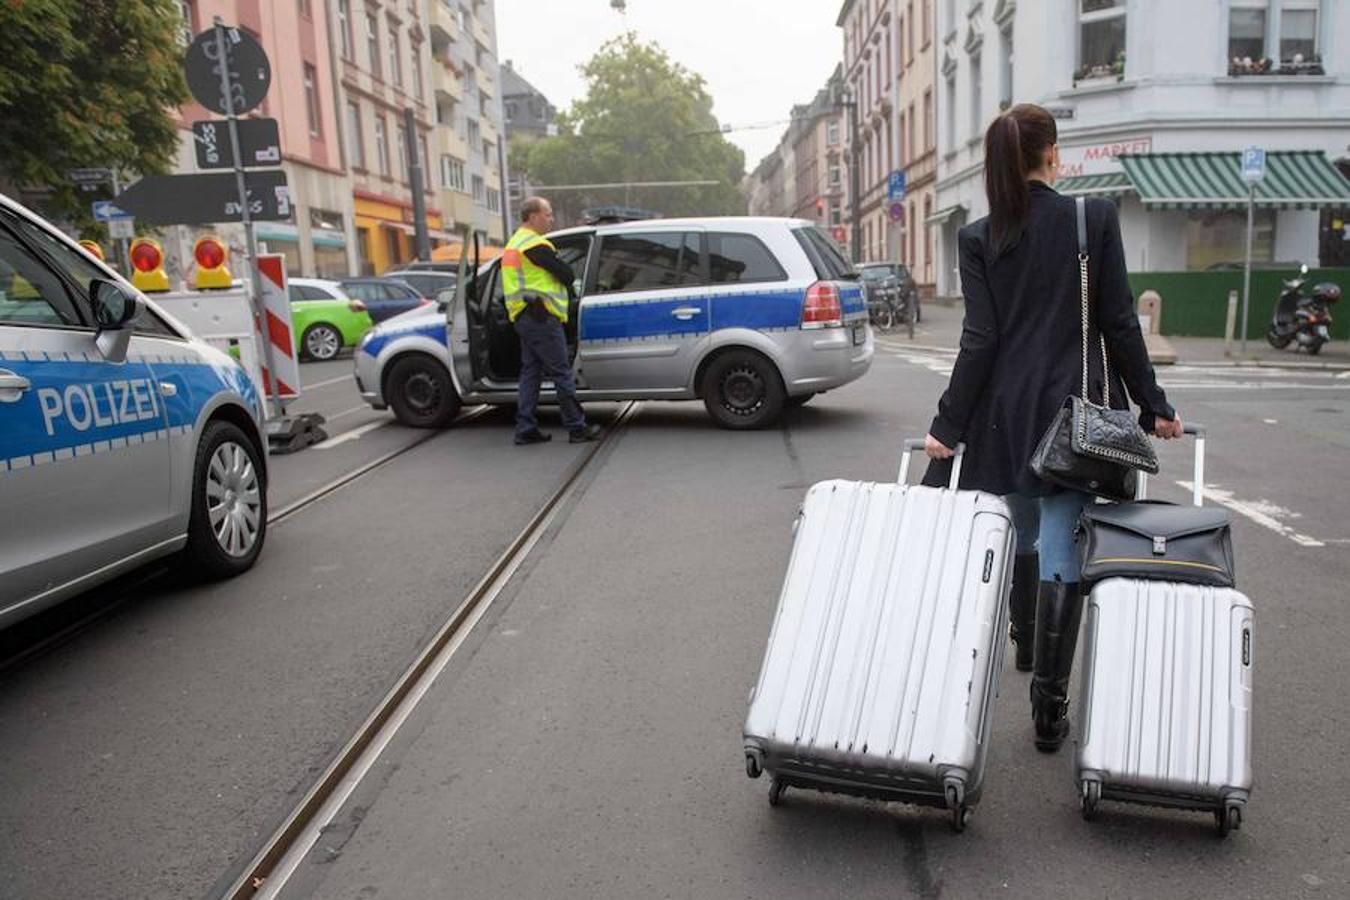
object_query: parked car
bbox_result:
[858,262,921,324]
[388,259,460,274]
[288,277,374,362]
[339,276,429,324]
[0,192,269,627]
[390,271,457,305]
[354,217,872,430]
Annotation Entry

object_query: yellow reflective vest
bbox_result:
[501,226,569,323]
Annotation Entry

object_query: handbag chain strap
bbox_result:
[1077,197,1110,407]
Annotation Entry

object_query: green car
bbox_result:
[288,277,375,361]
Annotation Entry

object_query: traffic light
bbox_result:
[78,239,105,261]
[193,236,232,289]
[129,237,170,292]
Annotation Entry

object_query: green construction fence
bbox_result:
[1128,268,1350,341]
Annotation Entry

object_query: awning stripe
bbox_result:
[1056,172,1133,196]
[1120,151,1350,211]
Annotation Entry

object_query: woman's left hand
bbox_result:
[924,433,955,460]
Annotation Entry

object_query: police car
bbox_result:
[0,194,268,628]
[354,218,873,430]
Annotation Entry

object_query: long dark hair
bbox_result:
[984,103,1058,254]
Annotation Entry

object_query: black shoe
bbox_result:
[1030,580,1085,753]
[514,430,552,445]
[1009,554,1039,673]
[568,423,602,443]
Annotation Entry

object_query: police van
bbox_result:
[354,217,873,430]
[0,194,268,628]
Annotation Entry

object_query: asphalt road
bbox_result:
[2,321,1349,899]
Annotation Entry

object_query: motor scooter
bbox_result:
[1267,264,1341,355]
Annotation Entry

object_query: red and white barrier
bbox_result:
[255,254,300,400]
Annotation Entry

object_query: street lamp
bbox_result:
[833,84,863,264]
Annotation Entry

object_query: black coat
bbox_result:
[923,181,1174,496]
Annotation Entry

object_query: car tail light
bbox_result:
[348,299,367,312]
[802,282,843,329]
[417,297,432,306]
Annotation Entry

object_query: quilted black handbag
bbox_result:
[1029,197,1158,501]
[1078,500,1236,589]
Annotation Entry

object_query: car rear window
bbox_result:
[708,233,786,285]
[792,226,855,281]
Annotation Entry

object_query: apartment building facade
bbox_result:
[839,0,902,264]
[895,0,938,294]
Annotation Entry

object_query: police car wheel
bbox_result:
[302,323,342,361]
[702,350,785,430]
[185,421,267,578]
[387,355,461,428]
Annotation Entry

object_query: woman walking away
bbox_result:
[921,103,1183,753]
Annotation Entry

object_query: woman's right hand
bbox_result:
[1153,415,1184,439]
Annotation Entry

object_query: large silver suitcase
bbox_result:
[1076,426,1254,836]
[743,441,1013,832]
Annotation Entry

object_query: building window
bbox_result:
[467,118,481,146]
[388,19,402,86]
[923,90,934,151]
[483,140,494,161]
[898,111,907,165]
[909,101,917,159]
[1228,5,1267,62]
[923,0,931,44]
[1186,210,1275,270]
[472,175,486,204]
[440,155,465,190]
[505,100,517,121]
[303,64,322,137]
[298,0,311,18]
[347,101,365,168]
[999,27,1013,109]
[1078,0,1126,79]
[337,0,353,60]
[923,196,933,281]
[366,12,380,79]
[419,135,429,179]
[827,120,840,146]
[969,52,982,140]
[177,1,196,46]
[1280,2,1319,64]
[487,188,501,213]
[411,40,424,99]
[829,164,841,187]
[374,115,389,176]
[829,202,842,227]
[396,123,407,180]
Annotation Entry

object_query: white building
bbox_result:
[933,0,1350,298]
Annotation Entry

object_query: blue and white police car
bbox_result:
[0,194,268,628]
[354,217,873,430]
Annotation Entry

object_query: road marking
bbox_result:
[1338,371,1350,379]
[325,404,371,423]
[1263,418,1279,424]
[303,373,354,390]
[312,419,388,449]
[1158,381,1350,391]
[888,350,954,376]
[1177,481,1325,547]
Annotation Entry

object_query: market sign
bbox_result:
[1057,135,1152,179]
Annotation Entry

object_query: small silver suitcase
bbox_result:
[743,441,1014,832]
[1076,427,1254,835]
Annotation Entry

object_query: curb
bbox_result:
[1177,358,1350,372]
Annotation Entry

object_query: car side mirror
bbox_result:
[90,279,143,363]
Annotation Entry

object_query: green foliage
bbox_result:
[515,34,746,223]
[0,0,189,228]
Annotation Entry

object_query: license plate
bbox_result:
[852,324,866,345]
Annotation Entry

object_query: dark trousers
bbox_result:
[514,311,585,436]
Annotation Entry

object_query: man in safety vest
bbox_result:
[504,197,602,445]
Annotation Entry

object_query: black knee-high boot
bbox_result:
[1030,580,1085,753]
[1008,554,1038,672]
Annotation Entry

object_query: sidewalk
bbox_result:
[897,301,1350,370]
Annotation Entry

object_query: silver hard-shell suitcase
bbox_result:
[1076,426,1254,835]
[743,441,1014,832]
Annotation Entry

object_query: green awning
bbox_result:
[1119,151,1350,210]
[1056,172,1133,197]
[924,204,966,226]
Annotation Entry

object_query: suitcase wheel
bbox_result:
[1215,803,1242,837]
[945,783,971,833]
[745,753,763,779]
[768,777,786,807]
[1080,780,1102,822]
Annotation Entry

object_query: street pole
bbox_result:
[848,98,862,264]
[1241,183,1255,357]
[497,139,511,239]
[404,108,431,260]
[109,169,129,276]
[215,17,285,419]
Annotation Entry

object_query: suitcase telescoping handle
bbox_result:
[898,438,966,488]
[1135,423,1207,507]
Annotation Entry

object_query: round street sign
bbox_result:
[888,201,905,224]
[185,27,271,116]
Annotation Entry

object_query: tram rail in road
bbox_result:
[222,400,643,900]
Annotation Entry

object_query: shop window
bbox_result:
[1185,210,1276,271]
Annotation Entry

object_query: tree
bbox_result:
[516,34,746,224]
[0,0,188,227]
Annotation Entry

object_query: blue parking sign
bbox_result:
[1241,147,1266,185]
[887,170,906,201]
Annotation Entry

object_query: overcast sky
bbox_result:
[494,0,844,171]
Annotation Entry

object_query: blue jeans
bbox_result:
[514,312,586,436]
[1005,490,1093,584]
